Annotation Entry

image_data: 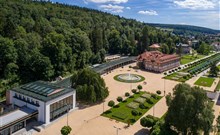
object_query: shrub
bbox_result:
[156,90,161,95]
[132,89,137,94]
[139,103,146,109]
[183,76,188,79]
[61,126,72,135]
[141,115,160,128]
[140,117,154,128]
[151,94,157,99]
[108,100,115,107]
[129,118,136,123]
[137,85,143,92]
[131,109,139,116]
[117,96,123,102]
[129,95,134,98]
[125,92,130,97]
[146,98,154,104]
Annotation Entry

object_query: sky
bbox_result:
[52,0,220,30]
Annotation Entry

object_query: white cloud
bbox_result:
[138,10,158,16]
[126,7,131,10]
[87,0,128,4]
[100,4,124,13]
[173,0,215,10]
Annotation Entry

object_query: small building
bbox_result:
[137,51,180,73]
[104,54,121,62]
[176,43,192,54]
[211,42,220,51]
[149,44,160,51]
[1,81,76,135]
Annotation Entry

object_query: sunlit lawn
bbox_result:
[180,54,205,65]
[194,77,215,87]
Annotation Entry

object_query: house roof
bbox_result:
[55,56,136,87]
[11,81,74,102]
[176,43,190,47]
[137,51,180,64]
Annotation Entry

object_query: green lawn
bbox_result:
[180,54,205,65]
[194,77,215,87]
[163,72,188,82]
[102,92,162,124]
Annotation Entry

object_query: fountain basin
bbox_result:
[114,74,145,83]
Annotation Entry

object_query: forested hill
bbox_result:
[147,23,220,36]
[0,0,182,96]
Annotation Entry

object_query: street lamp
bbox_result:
[65,104,70,126]
[113,126,121,135]
[153,105,155,117]
[103,101,105,113]
[164,79,166,96]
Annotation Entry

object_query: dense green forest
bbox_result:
[147,23,220,36]
[0,0,182,98]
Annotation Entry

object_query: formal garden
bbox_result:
[102,90,162,125]
[180,54,205,65]
[164,53,220,82]
[114,73,145,83]
[194,77,215,87]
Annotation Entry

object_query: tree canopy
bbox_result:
[71,68,109,103]
[165,83,214,135]
[0,0,182,98]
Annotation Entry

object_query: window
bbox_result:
[50,95,73,121]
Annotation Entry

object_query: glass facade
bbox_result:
[0,121,24,135]
[50,95,73,121]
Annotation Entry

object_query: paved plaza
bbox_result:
[34,63,220,135]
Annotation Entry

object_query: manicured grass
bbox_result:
[194,77,215,87]
[164,73,187,82]
[114,74,145,83]
[180,54,205,65]
[165,53,220,82]
[102,92,162,124]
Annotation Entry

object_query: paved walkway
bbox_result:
[33,63,219,135]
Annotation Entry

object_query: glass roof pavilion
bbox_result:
[11,81,73,102]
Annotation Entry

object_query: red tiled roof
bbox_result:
[137,51,180,64]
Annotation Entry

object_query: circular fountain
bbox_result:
[114,73,145,83]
